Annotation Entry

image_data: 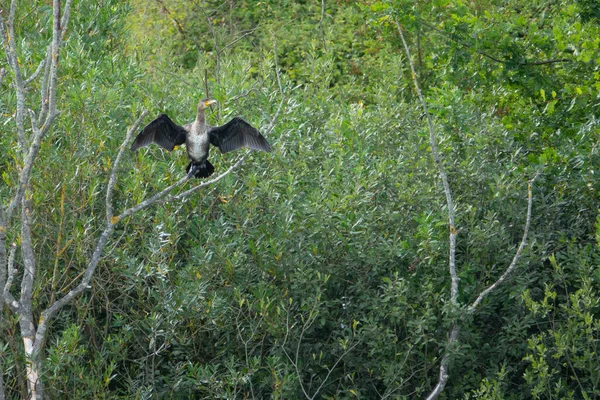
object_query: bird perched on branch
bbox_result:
[131,98,271,178]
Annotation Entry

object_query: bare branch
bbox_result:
[281,307,318,400]
[3,243,20,312]
[118,174,192,221]
[396,20,459,400]
[227,81,260,103]
[35,223,113,353]
[6,111,59,222]
[153,0,186,36]
[311,340,360,399]
[522,58,570,66]
[24,57,46,87]
[106,111,148,223]
[220,27,259,53]
[467,178,535,313]
[19,197,36,337]
[38,50,52,125]
[0,67,6,86]
[207,15,221,87]
[45,0,62,123]
[34,111,146,348]
[39,0,73,127]
[395,20,458,303]
[0,4,27,154]
[424,325,460,400]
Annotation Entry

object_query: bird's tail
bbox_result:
[186,160,215,178]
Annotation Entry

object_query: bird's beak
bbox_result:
[204,99,217,107]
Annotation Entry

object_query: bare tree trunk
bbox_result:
[396,19,535,399]
[0,1,73,398]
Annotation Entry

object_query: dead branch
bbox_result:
[396,20,458,303]
[396,19,536,400]
[397,20,459,399]
[3,243,19,312]
[467,178,535,313]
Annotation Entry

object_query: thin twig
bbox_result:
[312,340,360,399]
[318,0,327,52]
[281,307,317,400]
[221,27,259,53]
[207,15,221,87]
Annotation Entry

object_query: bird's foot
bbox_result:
[186,161,215,179]
[187,164,200,179]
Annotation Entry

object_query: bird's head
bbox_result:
[198,98,217,110]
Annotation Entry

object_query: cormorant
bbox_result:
[131,98,271,178]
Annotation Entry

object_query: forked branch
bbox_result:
[396,19,535,400]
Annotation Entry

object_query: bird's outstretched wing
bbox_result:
[131,114,188,152]
[209,117,271,154]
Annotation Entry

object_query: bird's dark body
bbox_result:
[131,99,271,178]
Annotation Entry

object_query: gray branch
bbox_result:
[19,198,36,339]
[45,0,62,125]
[396,20,458,303]
[396,20,459,400]
[39,0,73,127]
[34,223,113,351]
[6,110,58,222]
[0,206,7,298]
[106,111,148,223]
[396,20,536,400]
[0,67,6,86]
[1,202,20,312]
[38,50,52,125]
[4,243,20,313]
[24,58,46,87]
[467,178,535,313]
[0,5,27,154]
[424,325,460,400]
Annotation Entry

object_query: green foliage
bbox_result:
[0,0,598,398]
[522,246,600,399]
